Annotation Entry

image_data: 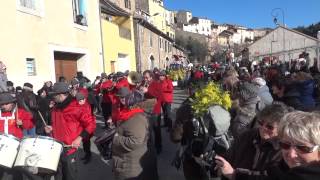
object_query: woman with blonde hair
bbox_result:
[216,111,320,180]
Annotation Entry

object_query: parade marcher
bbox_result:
[76,92,95,164]
[75,71,90,88]
[159,70,173,131]
[142,70,163,153]
[35,88,51,136]
[21,82,37,136]
[45,82,96,180]
[7,81,15,95]
[0,92,33,180]
[99,73,114,128]
[112,87,155,180]
[215,103,290,180]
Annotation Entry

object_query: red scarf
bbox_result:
[117,108,144,122]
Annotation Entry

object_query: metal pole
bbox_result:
[98,1,106,73]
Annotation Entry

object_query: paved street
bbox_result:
[77,89,188,180]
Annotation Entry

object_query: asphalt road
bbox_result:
[77,89,189,180]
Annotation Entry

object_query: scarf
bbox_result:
[117,108,144,122]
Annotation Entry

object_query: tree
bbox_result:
[175,36,208,63]
[294,22,320,38]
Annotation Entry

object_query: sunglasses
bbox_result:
[257,120,275,131]
[279,141,319,154]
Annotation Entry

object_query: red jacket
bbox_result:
[100,80,114,103]
[160,79,173,103]
[78,87,88,99]
[194,70,204,79]
[146,80,163,115]
[51,97,96,154]
[0,107,33,139]
[116,78,130,90]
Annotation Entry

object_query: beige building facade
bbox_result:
[0,0,103,90]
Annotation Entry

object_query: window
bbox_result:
[17,0,44,16]
[19,0,36,10]
[164,41,167,52]
[124,0,131,9]
[149,33,153,47]
[72,0,87,26]
[119,26,131,40]
[159,38,162,49]
[26,58,36,76]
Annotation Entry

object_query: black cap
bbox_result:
[49,82,70,95]
[0,93,17,105]
[116,87,130,98]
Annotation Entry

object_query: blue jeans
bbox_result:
[23,127,36,137]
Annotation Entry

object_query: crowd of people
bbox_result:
[1,54,320,180]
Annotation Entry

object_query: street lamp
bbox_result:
[271,8,286,62]
[271,8,285,26]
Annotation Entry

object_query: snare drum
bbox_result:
[0,134,20,168]
[14,136,63,174]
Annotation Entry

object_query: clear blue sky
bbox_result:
[164,0,320,28]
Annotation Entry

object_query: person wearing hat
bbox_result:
[112,87,157,180]
[44,82,96,180]
[0,93,34,180]
[231,82,262,138]
[159,70,173,131]
[21,82,37,136]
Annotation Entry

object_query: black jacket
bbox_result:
[226,129,282,180]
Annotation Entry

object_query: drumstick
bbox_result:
[37,111,48,127]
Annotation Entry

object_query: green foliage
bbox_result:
[191,82,232,117]
[294,22,320,38]
[175,36,208,63]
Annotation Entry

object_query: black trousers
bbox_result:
[0,167,23,180]
[153,114,162,149]
[161,103,172,128]
[83,139,91,156]
[101,102,112,126]
[54,150,79,180]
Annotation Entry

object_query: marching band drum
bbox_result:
[0,134,20,168]
[14,136,63,173]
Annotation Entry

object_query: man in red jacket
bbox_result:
[0,92,33,179]
[45,82,96,180]
[142,70,163,153]
[159,71,173,130]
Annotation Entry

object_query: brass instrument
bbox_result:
[127,71,143,86]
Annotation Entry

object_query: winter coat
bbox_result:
[278,84,304,110]
[236,161,320,180]
[145,80,163,114]
[258,85,273,106]
[35,95,51,135]
[100,80,114,103]
[51,95,96,154]
[160,79,173,103]
[112,112,153,180]
[231,96,260,137]
[226,129,282,180]
[0,107,33,139]
[296,80,315,109]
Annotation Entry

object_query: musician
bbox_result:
[141,70,163,154]
[45,82,96,180]
[159,71,173,131]
[99,73,114,128]
[76,92,95,164]
[0,92,33,179]
[70,78,88,98]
